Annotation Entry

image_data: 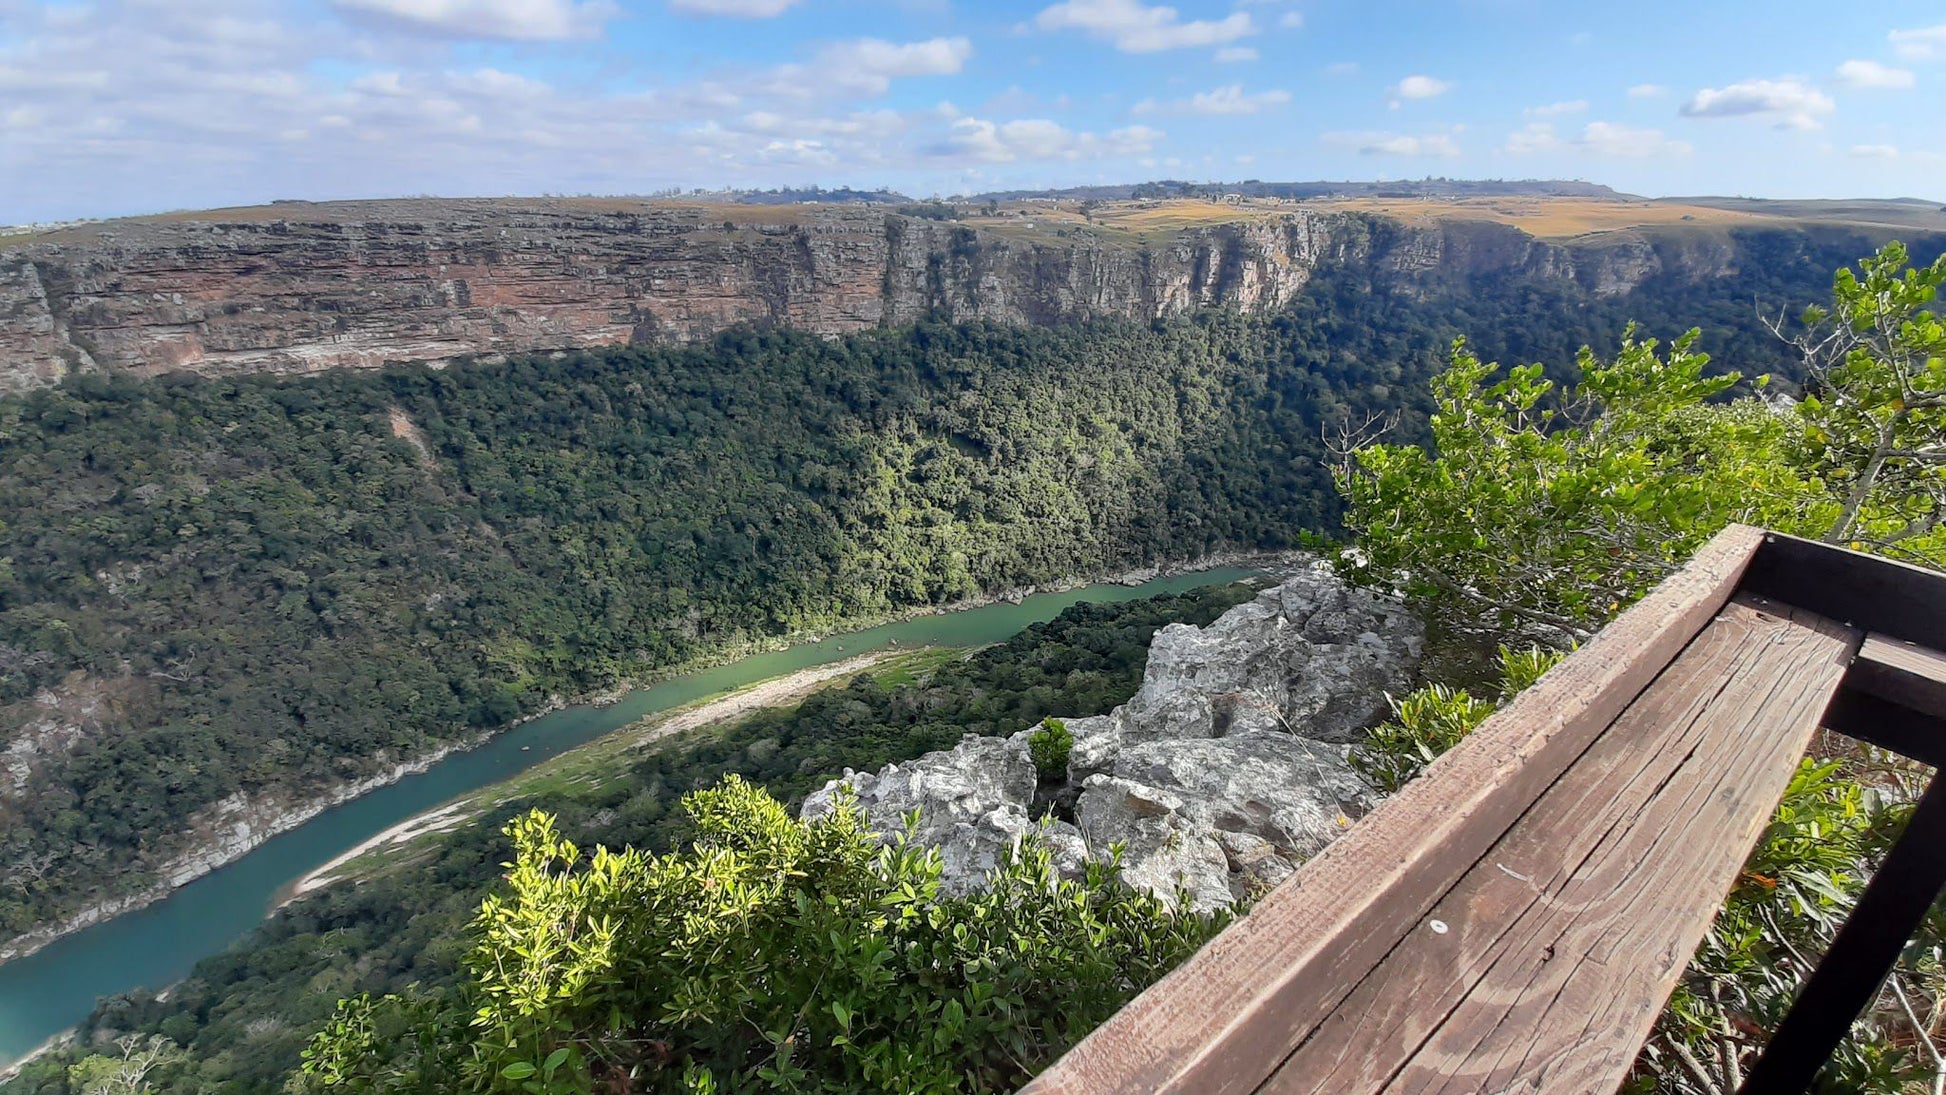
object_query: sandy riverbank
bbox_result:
[279,649,899,901]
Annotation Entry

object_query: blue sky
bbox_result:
[2,0,1943,222]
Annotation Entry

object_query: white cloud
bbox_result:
[823,37,973,80]
[669,0,800,16]
[1137,84,1290,115]
[1388,75,1449,107]
[1524,99,1588,117]
[1214,46,1258,63]
[331,0,614,40]
[1190,84,1289,114]
[1849,143,1900,159]
[1504,123,1560,154]
[1680,77,1835,130]
[761,37,974,98]
[1324,61,1359,77]
[1278,11,1303,29]
[943,116,1162,162]
[1835,59,1915,89]
[0,3,1029,221]
[1890,23,1946,61]
[1579,121,1690,157]
[1627,83,1667,98]
[1505,120,1690,158]
[1328,131,1461,157]
[1032,0,1255,53]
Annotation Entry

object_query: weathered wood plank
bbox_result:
[1850,633,1946,721]
[1019,524,1767,1095]
[1260,596,1845,1093]
[1376,600,1858,1095]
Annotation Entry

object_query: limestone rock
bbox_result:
[1077,776,1233,911]
[1084,732,1370,908]
[1069,565,1423,781]
[801,733,1061,893]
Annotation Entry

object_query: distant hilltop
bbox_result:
[959,178,1632,203]
[2,190,1942,393]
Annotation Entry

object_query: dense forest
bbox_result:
[0,582,1262,1095]
[0,225,1936,951]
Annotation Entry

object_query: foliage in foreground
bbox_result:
[1334,327,1828,640]
[300,780,1226,1094]
[1349,645,1561,793]
[1027,718,1072,780]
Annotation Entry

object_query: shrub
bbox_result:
[1028,718,1073,780]
[304,776,1226,1094]
[1350,645,1564,793]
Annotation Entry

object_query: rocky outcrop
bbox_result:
[800,566,1423,908]
[0,197,1750,393]
[1068,569,1425,778]
[802,734,1087,893]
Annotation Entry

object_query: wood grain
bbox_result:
[1373,599,1857,1095]
[1019,524,1766,1095]
[1259,595,1840,1092]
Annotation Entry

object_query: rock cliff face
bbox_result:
[801,567,1423,909]
[0,198,1743,393]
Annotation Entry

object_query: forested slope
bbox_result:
[0,310,1385,944]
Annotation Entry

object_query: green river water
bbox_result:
[0,568,1256,1069]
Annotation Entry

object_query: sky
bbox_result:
[2,0,1944,223]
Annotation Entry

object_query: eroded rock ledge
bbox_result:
[801,566,1423,908]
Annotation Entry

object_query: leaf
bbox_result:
[501,1061,538,1080]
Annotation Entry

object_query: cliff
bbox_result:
[0,197,1751,393]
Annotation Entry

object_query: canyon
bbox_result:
[0,195,1805,393]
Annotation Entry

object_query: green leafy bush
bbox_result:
[1028,718,1073,780]
[303,777,1227,1094]
[1350,645,1564,793]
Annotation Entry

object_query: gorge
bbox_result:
[7,194,1943,393]
[3,191,1945,1094]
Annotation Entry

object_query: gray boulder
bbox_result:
[1082,732,1372,908]
[1069,567,1423,781]
[799,566,1421,909]
[1078,776,1233,911]
[801,733,1085,893]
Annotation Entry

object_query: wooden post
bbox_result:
[1737,773,1946,1094]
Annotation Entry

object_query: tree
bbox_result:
[1333,247,1946,1093]
[66,1035,181,1095]
[1779,242,1946,564]
[1332,329,1826,642]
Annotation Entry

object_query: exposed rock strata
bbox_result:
[0,198,1745,393]
[801,566,1423,908]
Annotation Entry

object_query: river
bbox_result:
[0,567,1257,1069]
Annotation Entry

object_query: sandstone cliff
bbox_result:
[0,198,1746,393]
